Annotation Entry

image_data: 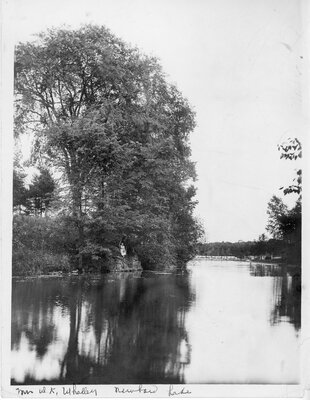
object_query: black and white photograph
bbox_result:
[1,0,309,397]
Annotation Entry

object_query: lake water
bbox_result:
[11,259,301,384]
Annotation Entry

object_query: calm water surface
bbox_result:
[11,259,301,384]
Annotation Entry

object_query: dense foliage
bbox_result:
[265,196,301,264]
[13,25,202,273]
[12,215,74,275]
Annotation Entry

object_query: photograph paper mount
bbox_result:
[1,0,310,398]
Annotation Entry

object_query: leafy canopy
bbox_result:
[14,25,202,270]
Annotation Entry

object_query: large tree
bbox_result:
[265,137,302,264]
[14,25,201,270]
[266,195,288,239]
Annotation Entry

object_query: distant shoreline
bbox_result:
[194,256,301,269]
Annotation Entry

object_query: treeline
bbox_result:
[13,25,203,275]
[197,196,301,265]
[197,239,289,260]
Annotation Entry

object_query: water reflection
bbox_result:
[249,263,301,330]
[12,272,193,384]
[11,261,301,384]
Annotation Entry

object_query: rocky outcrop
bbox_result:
[102,254,142,273]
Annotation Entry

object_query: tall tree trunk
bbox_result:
[71,183,84,271]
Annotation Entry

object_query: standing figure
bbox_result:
[120,243,126,257]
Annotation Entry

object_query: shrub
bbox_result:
[12,215,76,276]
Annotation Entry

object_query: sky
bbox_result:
[8,0,307,242]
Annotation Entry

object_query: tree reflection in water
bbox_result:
[11,278,58,358]
[12,263,301,385]
[11,272,194,384]
[249,264,301,330]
